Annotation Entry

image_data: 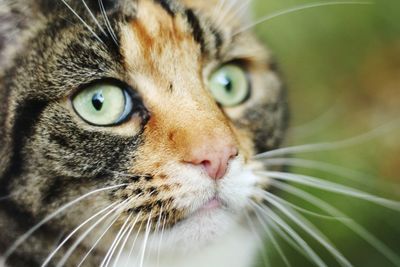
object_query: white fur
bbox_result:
[120,221,259,267]
[118,158,263,267]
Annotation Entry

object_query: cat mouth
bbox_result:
[198,197,223,212]
[187,195,228,219]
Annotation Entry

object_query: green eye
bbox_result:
[72,83,133,126]
[209,64,250,107]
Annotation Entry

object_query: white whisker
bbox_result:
[224,0,252,26]
[259,171,400,211]
[262,214,309,259]
[81,0,107,36]
[233,1,373,36]
[156,209,166,267]
[101,211,133,267]
[215,0,240,28]
[125,221,144,267]
[98,0,119,46]
[255,188,346,221]
[257,192,352,267]
[41,201,118,267]
[264,157,374,184]
[112,212,141,267]
[264,158,400,193]
[250,201,327,267]
[271,180,400,266]
[105,213,133,267]
[213,0,228,18]
[2,184,127,262]
[77,212,122,267]
[139,212,153,267]
[59,0,105,45]
[254,121,398,159]
[288,104,340,138]
[243,211,271,267]
[55,198,133,267]
[251,205,292,267]
[146,207,163,265]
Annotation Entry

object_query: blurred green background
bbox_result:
[250,0,400,266]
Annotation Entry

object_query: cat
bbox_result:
[0,0,288,266]
[1,1,398,267]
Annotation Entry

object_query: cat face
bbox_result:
[0,0,287,265]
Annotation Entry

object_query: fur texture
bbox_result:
[0,0,288,266]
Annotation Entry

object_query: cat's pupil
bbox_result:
[220,76,233,93]
[92,92,104,111]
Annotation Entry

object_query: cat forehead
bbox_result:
[120,0,225,63]
[0,0,259,100]
[47,0,232,59]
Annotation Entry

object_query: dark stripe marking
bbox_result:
[153,0,175,17]
[41,172,112,205]
[0,100,47,196]
[185,8,206,53]
[210,26,224,56]
[41,176,74,204]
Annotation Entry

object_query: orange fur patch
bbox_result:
[119,0,254,178]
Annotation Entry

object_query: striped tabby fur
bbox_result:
[0,0,288,266]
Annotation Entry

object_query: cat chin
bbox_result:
[148,159,261,253]
[149,208,240,253]
[119,210,257,267]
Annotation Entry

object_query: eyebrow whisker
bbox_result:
[81,0,108,36]
[59,0,105,45]
[98,0,119,46]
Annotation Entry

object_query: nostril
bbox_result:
[201,160,211,168]
[231,147,239,158]
[201,159,219,180]
[215,147,238,179]
[183,143,239,180]
[203,147,238,180]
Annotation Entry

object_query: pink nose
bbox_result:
[184,142,238,180]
